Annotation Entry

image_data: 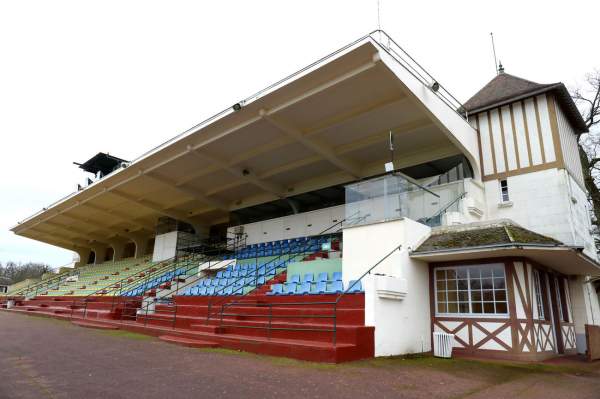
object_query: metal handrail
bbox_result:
[203,214,353,323]
[9,268,79,298]
[422,191,467,225]
[130,216,348,329]
[115,235,247,325]
[217,243,402,345]
[69,257,170,319]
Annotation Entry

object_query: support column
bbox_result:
[125,233,151,259]
[73,247,92,268]
[89,244,108,265]
[108,240,126,261]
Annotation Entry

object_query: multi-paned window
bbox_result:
[532,270,545,320]
[435,264,508,316]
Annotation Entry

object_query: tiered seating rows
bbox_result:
[42,256,153,296]
[180,260,287,296]
[122,267,188,297]
[268,272,363,295]
[229,236,331,259]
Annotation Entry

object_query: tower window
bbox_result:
[500,180,509,202]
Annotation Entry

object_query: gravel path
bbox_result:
[1,311,599,399]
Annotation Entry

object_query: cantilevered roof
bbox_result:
[11,31,479,252]
[464,72,587,133]
[411,220,600,276]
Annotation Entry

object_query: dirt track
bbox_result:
[1,311,599,399]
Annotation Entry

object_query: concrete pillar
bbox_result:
[124,233,151,259]
[108,241,126,261]
[90,244,108,265]
[73,247,92,268]
[568,276,600,354]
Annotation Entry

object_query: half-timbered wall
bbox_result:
[471,93,567,181]
[555,102,585,187]
[431,258,576,360]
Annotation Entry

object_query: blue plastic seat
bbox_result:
[267,284,283,295]
[257,276,266,285]
[298,282,312,295]
[198,286,208,295]
[316,281,327,294]
[317,272,329,282]
[332,272,342,281]
[303,273,314,283]
[326,280,343,294]
[289,274,301,284]
[206,286,215,296]
[283,282,297,295]
[347,280,363,293]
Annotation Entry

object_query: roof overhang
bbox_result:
[11,31,479,251]
[411,244,600,276]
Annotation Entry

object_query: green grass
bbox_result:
[347,354,595,382]
[94,329,154,341]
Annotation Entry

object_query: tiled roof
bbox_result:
[464,72,587,133]
[413,221,562,253]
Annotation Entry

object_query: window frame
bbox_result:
[434,263,509,319]
[554,276,569,322]
[532,269,545,320]
[499,179,510,203]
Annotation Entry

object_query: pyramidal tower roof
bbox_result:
[464,70,588,133]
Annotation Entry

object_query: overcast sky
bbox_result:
[1,0,598,268]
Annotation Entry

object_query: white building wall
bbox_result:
[483,168,595,257]
[569,276,600,353]
[228,205,345,245]
[342,218,432,356]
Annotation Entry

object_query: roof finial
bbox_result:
[498,61,505,74]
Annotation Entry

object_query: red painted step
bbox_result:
[158,335,219,348]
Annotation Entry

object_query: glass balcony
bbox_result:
[344,173,465,228]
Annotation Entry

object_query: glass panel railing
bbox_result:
[345,173,465,228]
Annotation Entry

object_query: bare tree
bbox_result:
[572,70,600,250]
[0,261,53,285]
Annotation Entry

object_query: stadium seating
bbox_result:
[266,272,363,295]
[180,257,287,296]
[40,256,154,297]
[229,236,333,260]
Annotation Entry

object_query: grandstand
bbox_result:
[4,30,600,363]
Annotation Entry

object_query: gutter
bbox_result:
[410,242,575,256]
